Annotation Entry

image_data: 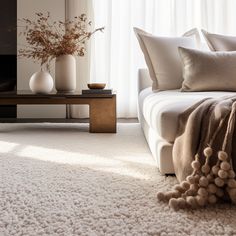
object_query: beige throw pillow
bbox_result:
[179,47,236,92]
[134,28,198,91]
[202,30,236,51]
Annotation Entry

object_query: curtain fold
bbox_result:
[90,0,236,118]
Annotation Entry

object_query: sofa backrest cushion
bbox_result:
[202,30,236,51]
[134,28,198,91]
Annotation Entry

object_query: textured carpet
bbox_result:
[1,123,236,236]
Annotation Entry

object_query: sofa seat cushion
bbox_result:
[139,88,236,143]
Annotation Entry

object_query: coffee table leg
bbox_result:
[89,96,116,133]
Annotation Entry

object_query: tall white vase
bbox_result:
[55,55,76,92]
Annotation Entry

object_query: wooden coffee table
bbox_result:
[0,91,117,133]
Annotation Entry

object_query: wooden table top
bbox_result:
[0,90,115,99]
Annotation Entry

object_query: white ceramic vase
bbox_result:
[55,55,76,92]
[29,71,54,94]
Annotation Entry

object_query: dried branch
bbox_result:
[18,12,104,67]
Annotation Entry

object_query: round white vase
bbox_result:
[29,71,54,94]
[55,55,76,92]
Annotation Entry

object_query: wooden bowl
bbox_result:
[88,83,106,89]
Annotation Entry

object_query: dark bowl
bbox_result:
[87,83,106,90]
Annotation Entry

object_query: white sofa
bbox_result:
[138,69,236,174]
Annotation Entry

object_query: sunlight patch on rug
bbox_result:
[16,145,152,180]
[0,141,19,153]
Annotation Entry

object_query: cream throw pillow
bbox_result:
[134,28,199,91]
[202,30,236,51]
[179,47,236,92]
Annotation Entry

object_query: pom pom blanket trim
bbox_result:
[157,97,236,210]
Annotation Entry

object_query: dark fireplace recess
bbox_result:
[0,0,17,118]
[0,55,17,118]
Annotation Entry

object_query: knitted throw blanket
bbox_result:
[157,96,236,210]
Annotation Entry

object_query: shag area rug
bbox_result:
[0,123,236,236]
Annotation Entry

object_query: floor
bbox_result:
[0,123,236,236]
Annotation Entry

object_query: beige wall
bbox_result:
[17,0,66,118]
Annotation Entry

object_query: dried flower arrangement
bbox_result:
[18,12,104,70]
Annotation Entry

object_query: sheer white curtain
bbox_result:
[66,0,93,118]
[90,0,236,118]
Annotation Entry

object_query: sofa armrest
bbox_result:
[138,69,152,94]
